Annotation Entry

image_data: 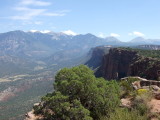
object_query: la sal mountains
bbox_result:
[0,30,121,76]
[1,30,160,59]
[129,37,160,45]
[0,30,160,76]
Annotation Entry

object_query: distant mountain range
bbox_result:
[0,30,160,76]
[129,37,160,45]
[0,30,121,58]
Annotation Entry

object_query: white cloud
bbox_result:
[129,31,145,37]
[98,32,106,38]
[128,33,133,36]
[29,30,39,32]
[110,33,120,37]
[11,8,46,20]
[43,10,70,16]
[11,6,68,20]
[9,1,69,20]
[40,30,52,33]
[22,21,43,25]
[14,7,31,11]
[28,30,52,33]
[62,30,77,36]
[34,21,43,25]
[43,13,65,16]
[20,0,51,6]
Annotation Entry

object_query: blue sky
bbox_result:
[0,0,160,41]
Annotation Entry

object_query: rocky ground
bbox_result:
[120,77,160,120]
[25,110,43,120]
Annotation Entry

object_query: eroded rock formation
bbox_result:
[95,48,160,80]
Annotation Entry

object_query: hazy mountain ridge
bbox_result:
[0,30,122,76]
[1,30,159,58]
[129,37,160,45]
[135,45,160,50]
[0,30,159,76]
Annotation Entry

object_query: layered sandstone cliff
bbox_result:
[95,48,160,80]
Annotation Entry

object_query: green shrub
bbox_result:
[33,104,42,115]
[34,65,121,119]
[106,108,148,120]
[120,77,139,97]
[132,92,152,117]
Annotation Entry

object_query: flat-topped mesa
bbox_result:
[95,48,160,80]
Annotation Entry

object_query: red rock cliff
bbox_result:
[95,48,160,80]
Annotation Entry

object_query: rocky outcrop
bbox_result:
[95,48,139,80]
[155,93,160,100]
[25,110,43,120]
[128,57,160,80]
[25,103,44,120]
[95,48,160,80]
[85,46,112,69]
[120,76,160,119]
[121,77,160,90]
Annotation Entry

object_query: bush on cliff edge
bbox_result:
[34,65,120,119]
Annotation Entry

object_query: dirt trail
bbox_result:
[149,99,160,113]
[148,99,160,120]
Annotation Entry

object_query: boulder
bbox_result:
[155,93,160,100]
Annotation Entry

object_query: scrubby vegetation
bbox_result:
[34,65,120,119]
[120,77,139,97]
[120,47,160,59]
[33,65,154,120]
[106,108,148,120]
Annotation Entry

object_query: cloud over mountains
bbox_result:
[9,0,69,20]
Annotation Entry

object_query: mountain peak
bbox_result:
[85,33,97,37]
[104,36,121,43]
[129,37,146,43]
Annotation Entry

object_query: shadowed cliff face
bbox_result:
[95,48,138,79]
[95,48,160,80]
[85,46,111,69]
[129,58,160,80]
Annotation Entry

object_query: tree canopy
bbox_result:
[34,65,120,119]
